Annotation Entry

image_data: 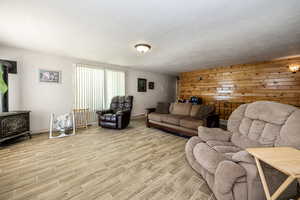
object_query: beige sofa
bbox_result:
[146,103,218,137]
[185,101,300,200]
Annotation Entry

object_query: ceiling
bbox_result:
[1,0,300,74]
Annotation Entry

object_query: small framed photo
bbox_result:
[39,69,61,83]
[137,78,147,92]
[148,82,154,89]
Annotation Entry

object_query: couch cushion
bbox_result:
[171,103,192,116]
[236,116,282,148]
[231,132,268,149]
[245,101,296,125]
[161,114,185,125]
[193,140,243,174]
[231,101,300,149]
[206,140,241,159]
[276,109,300,147]
[198,126,232,142]
[148,112,167,122]
[259,123,281,146]
[149,120,197,136]
[227,104,248,133]
[156,102,170,114]
[180,117,204,130]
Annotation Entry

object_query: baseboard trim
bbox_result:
[32,130,48,135]
[132,113,145,119]
[31,124,96,135]
[32,116,144,135]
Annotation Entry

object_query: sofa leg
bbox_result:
[146,119,151,128]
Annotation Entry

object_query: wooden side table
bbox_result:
[247,147,300,200]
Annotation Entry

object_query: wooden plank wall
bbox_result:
[179,57,300,119]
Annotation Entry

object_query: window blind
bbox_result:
[74,64,126,123]
[105,69,126,108]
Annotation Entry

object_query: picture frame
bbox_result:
[148,82,154,89]
[39,69,61,83]
[137,78,147,92]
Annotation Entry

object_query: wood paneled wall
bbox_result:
[179,57,300,119]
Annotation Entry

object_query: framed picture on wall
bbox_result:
[137,78,147,92]
[148,82,154,89]
[39,69,61,83]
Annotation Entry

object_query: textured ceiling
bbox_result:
[0,0,300,74]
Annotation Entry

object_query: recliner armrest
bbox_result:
[116,109,131,129]
[215,160,246,195]
[116,109,131,116]
[96,109,113,115]
[198,126,231,142]
[232,150,255,164]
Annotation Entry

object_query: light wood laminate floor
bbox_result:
[0,119,215,200]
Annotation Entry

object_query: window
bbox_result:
[74,64,126,122]
[105,69,125,108]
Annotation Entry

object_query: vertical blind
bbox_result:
[105,69,125,108]
[74,64,126,123]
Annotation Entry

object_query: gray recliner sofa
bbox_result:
[185,101,300,200]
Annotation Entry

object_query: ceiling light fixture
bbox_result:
[289,64,300,73]
[134,44,151,54]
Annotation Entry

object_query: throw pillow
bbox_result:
[190,105,201,117]
[156,102,170,114]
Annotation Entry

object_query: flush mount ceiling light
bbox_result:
[134,43,151,54]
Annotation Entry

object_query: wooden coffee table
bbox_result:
[247,147,300,200]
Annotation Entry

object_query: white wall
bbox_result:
[8,73,21,110]
[0,45,176,133]
[127,71,176,116]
